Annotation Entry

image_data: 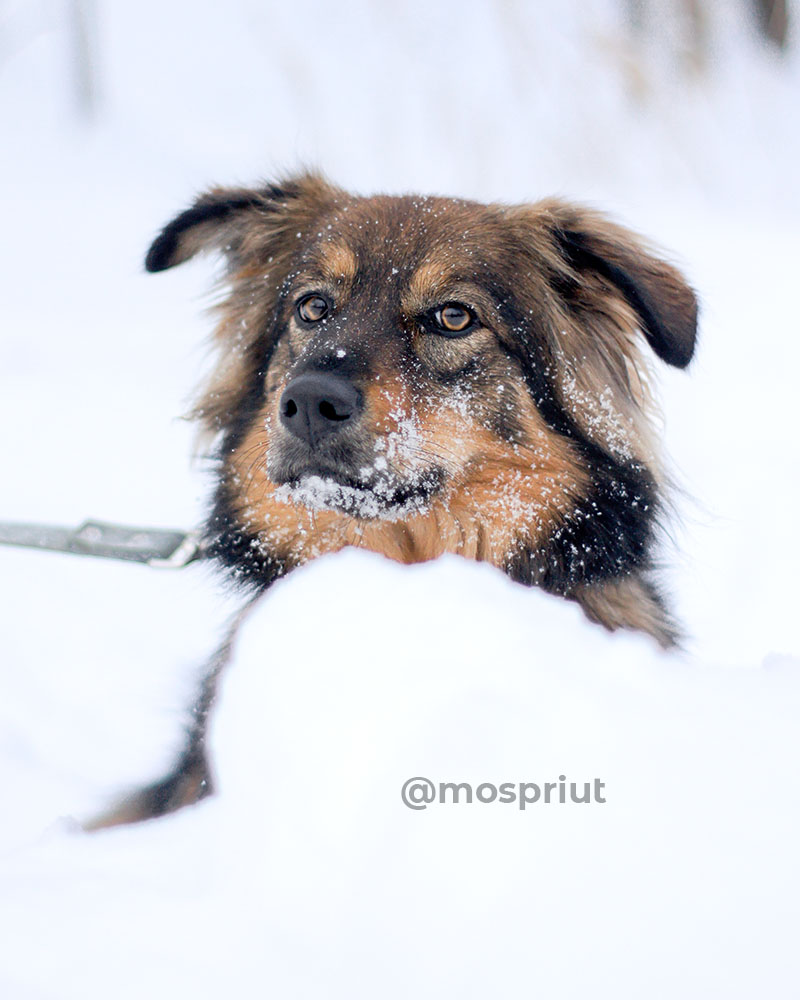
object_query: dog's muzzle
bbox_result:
[279,373,362,449]
[271,371,445,516]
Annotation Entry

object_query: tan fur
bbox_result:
[83,757,207,830]
[190,176,347,444]
[229,365,588,573]
[191,181,678,475]
[573,577,676,647]
[308,239,359,289]
[88,174,697,829]
[149,173,696,646]
[406,253,471,307]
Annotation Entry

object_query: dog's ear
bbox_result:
[545,203,698,369]
[145,189,266,272]
[144,174,333,273]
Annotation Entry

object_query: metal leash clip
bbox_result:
[0,519,204,569]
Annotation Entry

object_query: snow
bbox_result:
[275,473,432,520]
[1,553,799,998]
[1,1,799,996]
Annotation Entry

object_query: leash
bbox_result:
[0,519,204,569]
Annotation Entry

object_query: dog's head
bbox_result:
[147,173,696,613]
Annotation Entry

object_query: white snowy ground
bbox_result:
[1,2,799,997]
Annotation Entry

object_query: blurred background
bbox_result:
[2,0,797,205]
[0,0,798,837]
[0,8,799,995]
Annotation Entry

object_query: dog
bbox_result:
[95,172,697,825]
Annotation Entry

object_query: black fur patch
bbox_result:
[558,229,696,368]
[145,194,263,272]
[204,481,287,591]
[145,182,301,273]
[505,454,658,594]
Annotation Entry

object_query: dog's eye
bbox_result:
[297,294,330,323]
[433,303,476,336]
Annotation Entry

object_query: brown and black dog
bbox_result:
[98,173,697,824]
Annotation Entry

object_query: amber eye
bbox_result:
[433,303,476,336]
[297,294,329,323]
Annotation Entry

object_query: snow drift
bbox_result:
[0,552,798,998]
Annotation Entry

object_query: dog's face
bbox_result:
[147,174,696,642]
[259,197,550,512]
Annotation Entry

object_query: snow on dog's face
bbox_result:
[146,173,696,644]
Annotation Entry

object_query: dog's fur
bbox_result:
[92,173,697,826]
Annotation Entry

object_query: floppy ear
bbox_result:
[547,203,698,368]
[144,175,333,273]
[145,189,265,272]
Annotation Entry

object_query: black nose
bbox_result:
[279,373,362,447]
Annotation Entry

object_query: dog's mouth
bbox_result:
[271,462,445,521]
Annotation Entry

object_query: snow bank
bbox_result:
[1,552,798,998]
[1,1,799,995]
